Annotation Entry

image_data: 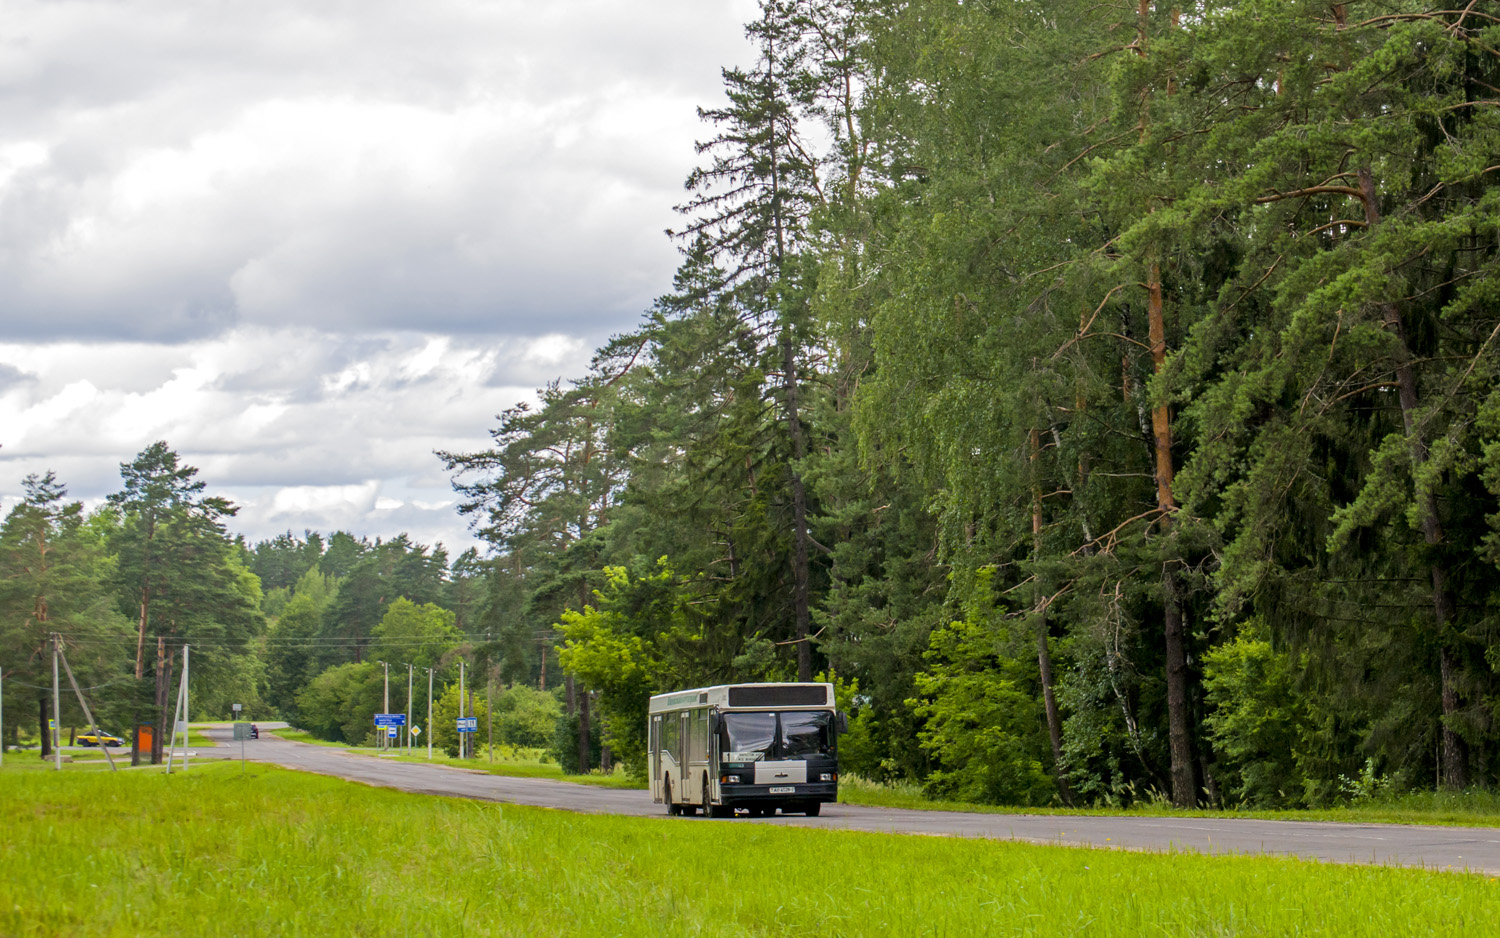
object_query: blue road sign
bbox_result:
[456,717,478,733]
[374,713,406,727]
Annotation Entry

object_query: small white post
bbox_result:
[52,634,61,771]
[425,668,434,760]
[166,671,186,773]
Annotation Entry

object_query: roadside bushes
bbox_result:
[295,662,382,744]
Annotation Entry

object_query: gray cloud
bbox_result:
[0,362,33,391]
[0,0,755,343]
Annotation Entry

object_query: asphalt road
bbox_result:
[204,727,1500,874]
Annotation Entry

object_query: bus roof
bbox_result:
[648,682,834,713]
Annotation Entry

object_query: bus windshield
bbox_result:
[719,711,832,760]
[780,711,832,757]
[721,712,776,758]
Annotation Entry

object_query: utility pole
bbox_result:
[458,659,466,760]
[1,665,5,769]
[182,645,190,771]
[487,669,493,764]
[52,633,61,771]
[406,663,413,755]
[425,667,434,760]
[59,642,117,772]
[379,660,389,751]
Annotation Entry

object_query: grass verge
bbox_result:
[838,774,1500,828]
[270,728,644,788]
[269,728,351,748]
[383,750,644,788]
[3,762,1498,937]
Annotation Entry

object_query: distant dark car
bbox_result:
[249,724,259,739]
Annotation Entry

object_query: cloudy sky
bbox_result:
[0,0,758,555]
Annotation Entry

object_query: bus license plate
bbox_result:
[769,786,795,794]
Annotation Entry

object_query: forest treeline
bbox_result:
[3,1,1498,809]
[0,446,567,768]
[442,0,1500,808]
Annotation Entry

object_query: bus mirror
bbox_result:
[708,712,719,737]
[836,711,849,734]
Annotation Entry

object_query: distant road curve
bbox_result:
[202,727,1500,874]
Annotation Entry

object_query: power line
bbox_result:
[4,676,136,692]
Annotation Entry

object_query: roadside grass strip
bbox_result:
[271,728,642,788]
[3,763,1498,937]
[383,751,643,789]
[268,729,351,748]
[837,775,1500,829]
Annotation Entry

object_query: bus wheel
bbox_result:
[804,803,821,817]
[664,779,679,816]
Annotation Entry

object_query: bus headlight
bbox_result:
[820,773,835,781]
[721,775,741,784]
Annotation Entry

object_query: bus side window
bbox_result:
[691,708,706,763]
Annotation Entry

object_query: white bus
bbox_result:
[649,682,846,818]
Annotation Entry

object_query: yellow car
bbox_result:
[76,732,126,748]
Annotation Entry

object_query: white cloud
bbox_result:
[0,0,761,553]
[0,326,595,550]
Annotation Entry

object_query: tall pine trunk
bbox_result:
[38,697,51,760]
[1148,262,1196,807]
[1030,427,1071,802]
[783,329,813,682]
[131,581,150,767]
[152,635,168,765]
[1133,0,1196,808]
[1356,166,1466,788]
[577,688,591,774]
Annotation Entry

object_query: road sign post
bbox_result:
[232,722,252,769]
[373,713,406,751]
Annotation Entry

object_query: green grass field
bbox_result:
[837,775,1500,828]
[2,762,1498,937]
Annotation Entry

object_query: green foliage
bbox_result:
[368,597,460,672]
[1202,623,1308,806]
[910,616,1056,806]
[556,562,711,772]
[491,684,562,748]
[296,662,383,744]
